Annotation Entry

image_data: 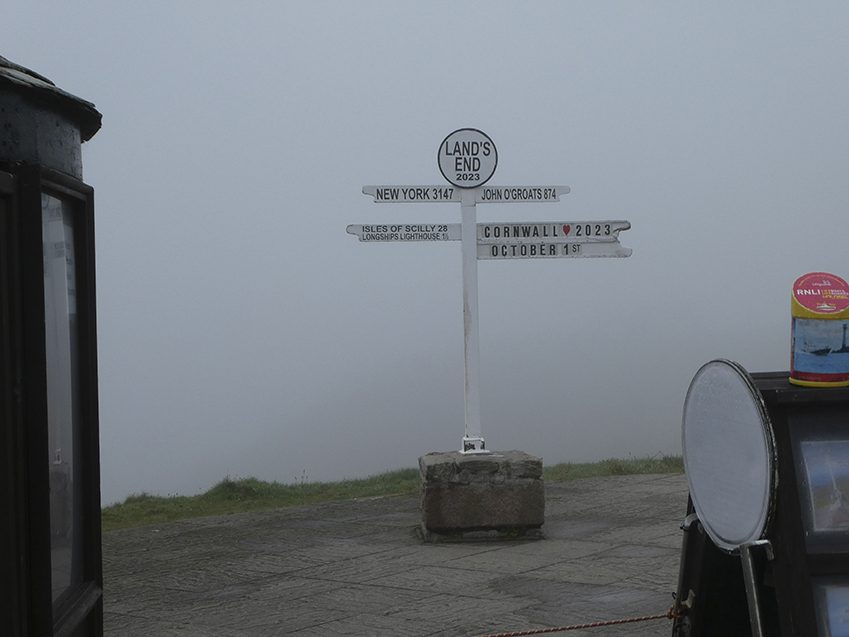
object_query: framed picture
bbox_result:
[800,440,849,533]
[815,580,849,636]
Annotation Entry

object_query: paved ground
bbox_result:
[102,473,688,636]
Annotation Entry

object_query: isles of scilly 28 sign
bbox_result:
[437,128,498,188]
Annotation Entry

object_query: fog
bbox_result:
[6,2,849,504]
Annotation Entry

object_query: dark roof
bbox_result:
[0,55,101,141]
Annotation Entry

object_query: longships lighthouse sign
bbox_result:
[347,128,632,453]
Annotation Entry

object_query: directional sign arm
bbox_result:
[361,185,573,203]
[347,220,631,249]
[476,220,630,243]
[478,240,632,260]
[362,185,461,203]
[475,185,571,203]
[474,220,632,259]
[347,223,461,242]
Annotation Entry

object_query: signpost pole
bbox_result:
[460,188,485,453]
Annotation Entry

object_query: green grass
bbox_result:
[102,455,683,532]
[101,469,420,531]
[543,454,683,482]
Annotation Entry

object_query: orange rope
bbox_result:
[474,607,677,637]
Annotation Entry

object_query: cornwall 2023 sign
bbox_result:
[348,129,632,453]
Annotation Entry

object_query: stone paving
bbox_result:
[102,473,688,636]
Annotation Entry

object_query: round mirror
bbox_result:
[682,359,776,551]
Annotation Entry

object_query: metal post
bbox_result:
[460,188,486,453]
[740,540,773,637]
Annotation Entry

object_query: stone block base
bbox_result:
[419,450,544,542]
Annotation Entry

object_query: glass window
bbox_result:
[799,439,849,534]
[789,409,849,553]
[42,193,84,604]
[814,578,849,636]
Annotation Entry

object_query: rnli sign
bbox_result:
[437,128,498,189]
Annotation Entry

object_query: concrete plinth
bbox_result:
[419,450,544,541]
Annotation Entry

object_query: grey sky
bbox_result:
[6,2,849,503]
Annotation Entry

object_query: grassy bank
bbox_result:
[543,454,683,482]
[102,455,683,532]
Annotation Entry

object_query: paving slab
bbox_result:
[103,473,688,636]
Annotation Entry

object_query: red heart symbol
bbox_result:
[562,224,571,236]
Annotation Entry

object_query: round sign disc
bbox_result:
[437,128,497,189]
[682,359,776,551]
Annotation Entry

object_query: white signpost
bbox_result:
[350,129,632,453]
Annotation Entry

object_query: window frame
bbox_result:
[2,162,102,637]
